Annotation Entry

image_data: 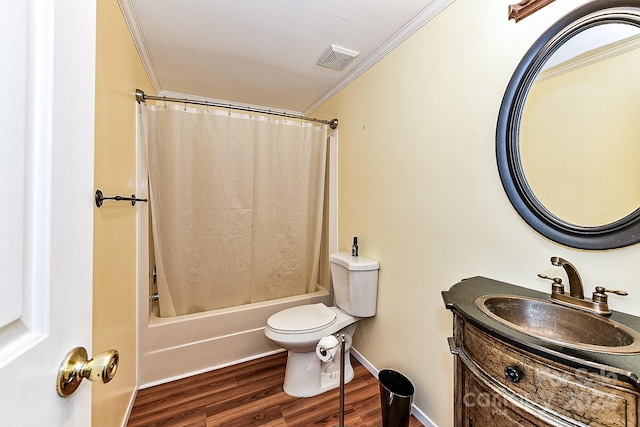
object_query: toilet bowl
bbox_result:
[265,303,359,397]
[264,252,379,397]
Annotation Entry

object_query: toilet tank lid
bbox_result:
[330,252,379,271]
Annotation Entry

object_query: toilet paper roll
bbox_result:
[316,335,340,362]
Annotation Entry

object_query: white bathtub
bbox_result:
[138,287,332,387]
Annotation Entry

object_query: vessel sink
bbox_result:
[475,295,640,354]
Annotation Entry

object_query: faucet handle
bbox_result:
[592,286,628,307]
[594,286,628,296]
[538,274,565,294]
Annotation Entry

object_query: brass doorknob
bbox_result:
[56,347,119,397]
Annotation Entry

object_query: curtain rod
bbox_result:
[135,89,338,129]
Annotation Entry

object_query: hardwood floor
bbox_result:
[127,352,423,427]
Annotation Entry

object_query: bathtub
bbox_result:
[138,287,332,387]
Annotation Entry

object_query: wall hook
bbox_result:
[95,189,148,208]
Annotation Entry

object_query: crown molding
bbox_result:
[118,0,161,93]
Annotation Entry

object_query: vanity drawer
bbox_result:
[462,322,638,427]
[463,363,552,427]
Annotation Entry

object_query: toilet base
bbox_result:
[282,334,354,398]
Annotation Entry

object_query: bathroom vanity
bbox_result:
[443,277,640,426]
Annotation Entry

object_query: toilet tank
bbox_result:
[329,252,379,317]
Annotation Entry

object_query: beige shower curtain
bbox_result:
[141,104,328,317]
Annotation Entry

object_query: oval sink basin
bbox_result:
[475,295,640,354]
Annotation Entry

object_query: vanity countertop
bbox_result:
[442,276,640,390]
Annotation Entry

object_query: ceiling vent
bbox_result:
[317,44,359,71]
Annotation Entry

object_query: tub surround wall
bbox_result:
[314,0,640,425]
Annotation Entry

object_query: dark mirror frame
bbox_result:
[496,0,640,250]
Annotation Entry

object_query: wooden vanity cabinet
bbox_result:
[451,314,639,427]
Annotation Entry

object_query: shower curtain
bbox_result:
[140,104,328,317]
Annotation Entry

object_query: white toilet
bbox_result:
[264,252,379,397]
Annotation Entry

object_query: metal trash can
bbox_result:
[379,369,414,427]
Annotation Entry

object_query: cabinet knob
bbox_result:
[504,365,523,383]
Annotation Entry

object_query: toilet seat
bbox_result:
[267,303,336,334]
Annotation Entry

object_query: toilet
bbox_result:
[264,252,379,397]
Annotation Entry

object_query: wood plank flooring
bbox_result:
[127,352,424,427]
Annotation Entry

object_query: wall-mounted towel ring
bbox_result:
[95,189,148,208]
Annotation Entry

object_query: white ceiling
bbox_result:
[120,0,453,115]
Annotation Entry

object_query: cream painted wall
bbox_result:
[94,0,152,425]
[315,0,640,425]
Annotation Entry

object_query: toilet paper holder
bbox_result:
[315,332,349,427]
[335,333,348,427]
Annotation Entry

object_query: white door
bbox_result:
[0,1,96,425]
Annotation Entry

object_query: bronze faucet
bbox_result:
[538,257,627,316]
[550,256,584,299]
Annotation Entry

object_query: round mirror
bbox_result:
[497,0,640,249]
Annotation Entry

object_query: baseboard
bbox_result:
[410,405,437,427]
[121,387,138,427]
[350,347,438,427]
